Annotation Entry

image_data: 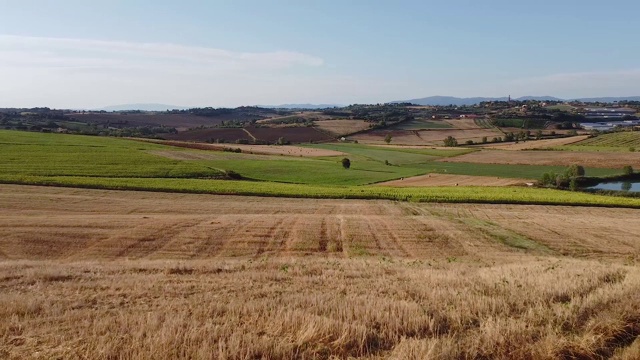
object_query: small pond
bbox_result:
[587,181,640,192]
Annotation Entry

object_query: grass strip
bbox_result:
[2,175,640,208]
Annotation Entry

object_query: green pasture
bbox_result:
[0,130,224,178]
[2,175,640,208]
[0,130,634,206]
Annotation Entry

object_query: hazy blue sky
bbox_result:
[1,0,639,108]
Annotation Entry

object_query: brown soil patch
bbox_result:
[139,139,344,157]
[314,119,371,136]
[245,126,334,143]
[164,128,252,142]
[147,150,296,161]
[69,113,224,131]
[165,126,334,144]
[475,135,589,150]
[378,174,531,187]
[350,128,503,145]
[440,149,640,168]
[443,118,482,129]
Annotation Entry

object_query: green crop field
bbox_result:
[0,130,225,178]
[558,132,640,152]
[2,175,640,208]
[0,130,635,206]
[306,143,473,164]
[391,119,452,130]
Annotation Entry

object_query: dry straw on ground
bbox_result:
[1,185,639,359]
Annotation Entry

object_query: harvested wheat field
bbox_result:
[440,149,640,169]
[476,135,589,150]
[378,173,531,187]
[443,118,482,129]
[1,185,640,359]
[314,119,372,136]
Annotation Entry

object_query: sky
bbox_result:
[1,0,639,108]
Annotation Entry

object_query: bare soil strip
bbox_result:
[137,138,344,157]
[351,128,503,145]
[475,135,589,150]
[440,149,640,168]
[378,173,532,187]
[314,119,371,136]
[443,118,482,129]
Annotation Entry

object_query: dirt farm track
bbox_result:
[1,184,639,261]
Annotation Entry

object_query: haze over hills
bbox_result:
[257,104,343,110]
[95,104,188,111]
[393,96,640,106]
[90,96,640,112]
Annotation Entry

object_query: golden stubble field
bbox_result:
[1,185,640,359]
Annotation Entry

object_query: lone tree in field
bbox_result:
[623,165,634,175]
[443,136,458,147]
[567,164,585,178]
[384,134,392,144]
[341,158,351,169]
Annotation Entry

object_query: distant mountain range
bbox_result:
[94,97,640,111]
[95,103,188,111]
[96,103,342,111]
[257,104,343,110]
[392,96,640,106]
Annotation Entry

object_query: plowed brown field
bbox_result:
[476,135,589,150]
[440,149,640,168]
[350,128,503,145]
[314,119,371,136]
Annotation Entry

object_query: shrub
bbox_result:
[623,165,634,175]
[481,136,488,144]
[465,140,474,145]
[504,132,515,142]
[630,147,636,152]
[540,172,557,187]
[341,158,351,169]
[384,134,392,144]
[276,137,290,145]
[569,178,578,191]
[223,170,242,180]
[443,136,458,147]
[555,174,567,188]
[566,164,585,178]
